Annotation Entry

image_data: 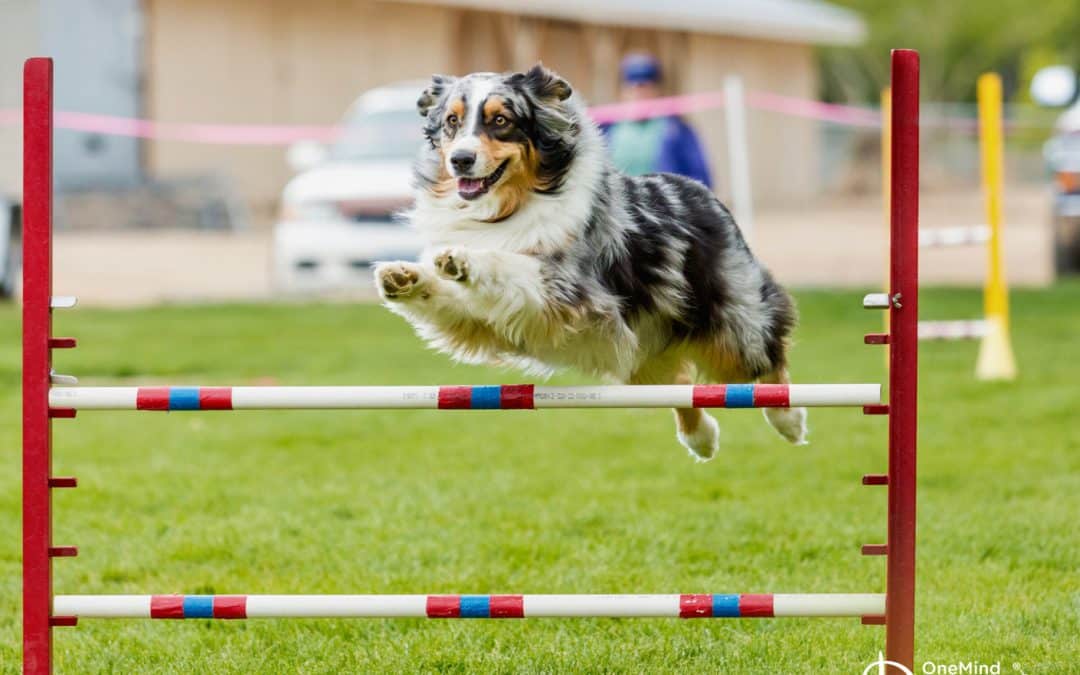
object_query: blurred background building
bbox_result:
[1,0,863,220]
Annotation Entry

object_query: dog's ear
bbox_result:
[520,63,572,102]
[418,74,454,117]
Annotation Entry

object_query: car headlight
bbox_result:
[279,201,341,222]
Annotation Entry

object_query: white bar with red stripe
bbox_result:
[48,384,880,410]
[55,593,884,618]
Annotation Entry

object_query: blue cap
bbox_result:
[621,53,661,84]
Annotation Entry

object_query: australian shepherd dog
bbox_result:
[374,64,806,461]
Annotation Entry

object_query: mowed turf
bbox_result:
[1,284,1078,673]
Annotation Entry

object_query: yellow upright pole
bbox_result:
[881,87,891,365]
[975,72,1017,380]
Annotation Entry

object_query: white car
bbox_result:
[274,82,426,293]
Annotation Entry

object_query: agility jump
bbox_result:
[882,72,1017,380]
[21,51,920,673]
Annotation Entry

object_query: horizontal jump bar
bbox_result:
[918,319,988,341]
[48,384,881,411]
[54,593,885,619]
[918,225,990,248]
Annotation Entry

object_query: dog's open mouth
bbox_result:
[457,160,509,200]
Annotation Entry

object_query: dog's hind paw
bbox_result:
[763,406,808,445]
[374,262,425,300]
[433,248,469,282]
[677,413,720,462]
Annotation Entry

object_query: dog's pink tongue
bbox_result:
[458,177,485,196]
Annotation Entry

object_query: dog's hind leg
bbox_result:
[630,356,720,462]
[760,366,808,445]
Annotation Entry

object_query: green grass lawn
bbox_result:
[2,284,1078,673]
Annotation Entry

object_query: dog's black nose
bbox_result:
[450,150,476,173]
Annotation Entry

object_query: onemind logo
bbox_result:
[864,653,1015,675]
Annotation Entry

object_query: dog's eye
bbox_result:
[493,115,509,127]
[446,114,459,129]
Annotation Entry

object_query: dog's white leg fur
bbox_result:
[374,258,547,366]
[428,247,560,343]
[631,356,720,462]
[432,248,546,310]
[760,367,809,445]
[763,407,808,445]
[676,411,720,462]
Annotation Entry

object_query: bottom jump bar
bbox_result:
[54,594,885,619]
[48,384,882,411]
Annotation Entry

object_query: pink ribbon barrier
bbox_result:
[0,89,1047,144]
[52,111,344,145]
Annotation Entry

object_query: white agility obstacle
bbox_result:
[882,72,1017,379]
[21,51,922,674]
[53,594,886,620]
[47,384,881,411]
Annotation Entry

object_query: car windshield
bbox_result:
[330,107,422,162]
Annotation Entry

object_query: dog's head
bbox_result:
[414,64,580,221]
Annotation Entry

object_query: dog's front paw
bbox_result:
[375,261,425,301]
[434,248,469,282]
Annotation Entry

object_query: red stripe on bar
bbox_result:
[213,596,247,619]
[137,387,171,411]
[150,595,185,619]
[198,387,233,410]
[738,594,774,617]
[437,387,471,410]
[426,595,461,618]
[752,384,790,407]
[679,594,713,618]
[692,385,726,408]
[489,595,525,618]
[500,385,534,410]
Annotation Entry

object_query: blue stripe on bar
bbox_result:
[459,595,490,618]
[470,386,501,409]
[712,594,740,617]
[183,595,214,618]
[169,388,201,411]
[724,385,754,408]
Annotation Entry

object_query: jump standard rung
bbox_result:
[53,593,886,619]
[47,384,882,411]
[48,337,77,349]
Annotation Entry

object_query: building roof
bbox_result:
[408,0,865,46]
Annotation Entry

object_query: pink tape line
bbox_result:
[0,90,1022,144]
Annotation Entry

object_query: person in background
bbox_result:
[601,53,713,188]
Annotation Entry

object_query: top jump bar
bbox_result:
[48,383,881,411]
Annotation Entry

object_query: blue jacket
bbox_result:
[601,116,713,188]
